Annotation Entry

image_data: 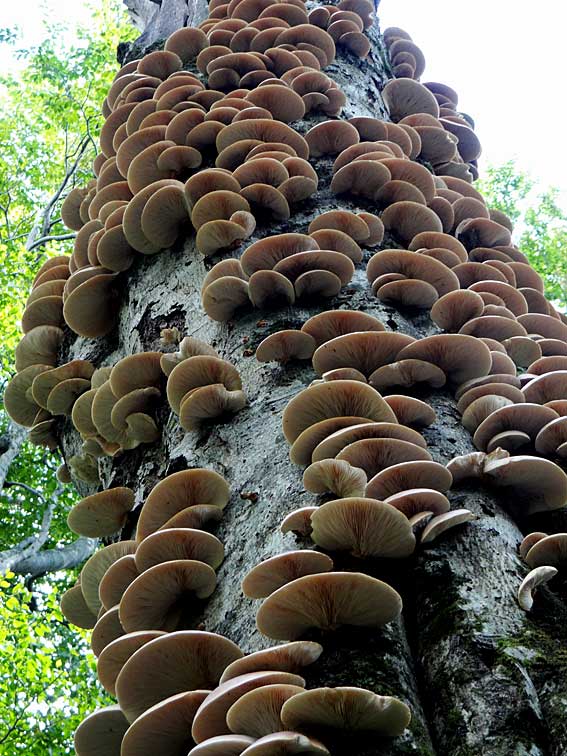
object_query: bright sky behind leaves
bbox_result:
[1,0,565,208]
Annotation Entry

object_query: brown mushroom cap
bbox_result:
[121,689,209,756]
[60,584,98,629]
[421,509,476,544]
[303,458,367,498]
[396,334,492,384]
[242,551,334,598]
[312,331,415,377]
[135,528,224,571]
[256,572,402,640]
[483,455,567,515]
[67,487,135,538]
[116,631,243,723]
[336,437,431,479]
[311,497,416,558]
[99,555,140,610]
[472,403,558,451]
[256,330,316,363]
[74,705,129,756]
[282,381,397,443]
[382,77,440,121]
[220,641,323,684]
[119,559,217,632]
[525,534,567,568]
[96,630,166,695]
[239,732,329,755]
[280,686,411,737]
[188,734,255,755]
[365,460,453,499]
[137,469,230,541]
[4,365,51,426]
[191,671,307,743]
[226,683,304,742]
[289,416,376,466]
[80,540,137,614]
[301,310,384,346]
[311,422,426,462]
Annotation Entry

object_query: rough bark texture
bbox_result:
[50,6,567,755]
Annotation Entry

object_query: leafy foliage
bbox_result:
[0,573,111,755]
[0,2,133,752]
[478,161,567,308]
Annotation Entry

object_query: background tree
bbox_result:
[478,161,567,308]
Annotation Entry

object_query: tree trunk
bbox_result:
[52,3,567,754]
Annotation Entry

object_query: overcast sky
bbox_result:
[1,0,565,208]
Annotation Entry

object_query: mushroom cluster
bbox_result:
[67,466,410,754]
[164,341,247,431]
[383,28,480,181]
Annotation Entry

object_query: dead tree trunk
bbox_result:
[49,3,567,754]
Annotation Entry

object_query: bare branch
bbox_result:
[27,232,76,252]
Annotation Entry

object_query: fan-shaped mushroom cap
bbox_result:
[220,641,323,684]
[384,395,436,427]
[80,541,137,614]
[369,359,447,391]
[366,460,453,500]
[289,417,375,466]
[524,534,567,568]
[247,270,293,309]
[308,210,370,242]
[4,365,51,426]
[226,684,305,738]
[311,497,415,558]
[167,356,241,414]
[331,161,391,199]
[74,705,129,756]
[99,555,139,611]
[461,394,514,434]
[256,330,316,363]
[15,325,64,371]
[135,528,224,571]
[309,230,362,263]
[483,455,567,514]
[522,371,567,404]
[381,202,443,243]
[241,233,318,275]
[116,631,243,723]
[517,566,558,612]
[396,334,491,384]
[421,509,476,544]
[192,671,306,743]
[312,332,415,377]
[96,630,165,696]
[282,381,397,443]
[281,685,411,738]
[91,605,125,657]
[519,532,548,561]
[242,551,333,599]
[535,417,567,458]
[67,487,134,538]
[239,731,329,755]
[136,469,230,541]
[63,270,120,338]
[430,289,484,332]
[121,689,209,756]
[529,356,567,376]
[256,572,402,640]
[245,85,305,122]
[385,488,450,518]
[367,249,459,297]
[217,119,309,158]
[336,438,431,478]
[303,459,367,498]
[312,422,426,462]
[301,310,384,346]
[60,584,98,629]
[202,276,250,321]
[382,76,439,119]
[189,735,255,755]
[472,403,558,451]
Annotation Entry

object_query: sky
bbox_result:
[1,0,565,208]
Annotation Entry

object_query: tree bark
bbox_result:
[50,4,567,754]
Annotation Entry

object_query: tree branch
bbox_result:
[11,537,97,578]
[27,232,76,252]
